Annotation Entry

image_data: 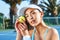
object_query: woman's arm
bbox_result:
[15,19,30,40]
[16,32,22,40]
[15,19,22,40]
[51,28,59,40]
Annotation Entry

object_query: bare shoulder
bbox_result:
[51,28,58,34]
[48,27,59,40]
[49,27,59,36]
[47,27,58,33]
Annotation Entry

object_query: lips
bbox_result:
[31,20,36,24]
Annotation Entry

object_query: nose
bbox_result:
[29,14,33,20]
[30,16,33,20]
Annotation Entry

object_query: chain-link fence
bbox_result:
[43,17,60,25]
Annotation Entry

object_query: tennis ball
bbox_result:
[18,16,25,23]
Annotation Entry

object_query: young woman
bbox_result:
[15,4,59,40]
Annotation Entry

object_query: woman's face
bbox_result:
[25,8,43,27]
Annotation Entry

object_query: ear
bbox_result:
[40,11,44,17]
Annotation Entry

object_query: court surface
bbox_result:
[0,25,60,40]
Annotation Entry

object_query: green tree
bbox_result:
[30,0,38,4]
[39,0,60,17]
[2,0,21,28]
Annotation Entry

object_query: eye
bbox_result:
[32,12,35,14]
[25,15,28,17]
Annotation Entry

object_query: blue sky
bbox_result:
[0,0,10,18]
[0,0,30,18]
[0,0,59,18]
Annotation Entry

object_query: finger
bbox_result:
[18,24,26,36]
[15,18,22,30]
[19,26,24,36]
[20,23,27,30]
[15,19,19,28]
[18,24,29,36]
[22,22,27,29]
[15,22,20,31]
[15,19,19,24]
[15,24,21,32]
[18,24,24,31]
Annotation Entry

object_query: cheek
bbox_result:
[36,15,41,23]
[26,18,30,23]
[36,14,40,20]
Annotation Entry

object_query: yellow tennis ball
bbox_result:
[18,16,25,23]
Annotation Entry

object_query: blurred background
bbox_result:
[0,0,60,40]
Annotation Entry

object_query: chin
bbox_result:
[30,24,38,27]
[30,22,40,27]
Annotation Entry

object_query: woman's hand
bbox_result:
[15,19,29,36]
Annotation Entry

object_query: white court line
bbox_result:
[0,34,16,36]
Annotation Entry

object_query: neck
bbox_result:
[36,20,48,34]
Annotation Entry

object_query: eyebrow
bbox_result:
[30,9,35,13]
[24,9,35,15]
[30,9,41,13]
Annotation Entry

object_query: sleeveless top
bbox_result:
[23,28,49,40]
[31,28,49,40]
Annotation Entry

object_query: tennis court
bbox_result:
[0,25,60,40]
[0,29,16,40]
